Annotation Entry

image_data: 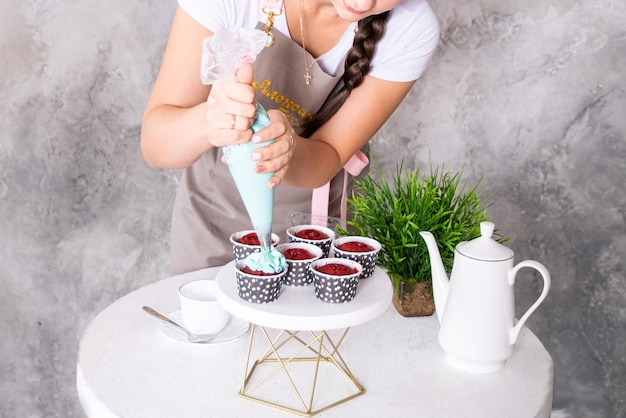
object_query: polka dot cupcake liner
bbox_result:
[229,230,280,261]
[331,236,381,279]
[235,262,286,304]
[276,243,324,286]
[310,258,363,303]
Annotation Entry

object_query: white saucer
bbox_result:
[158,310,250,345]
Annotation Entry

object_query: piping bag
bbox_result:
[201,29,285,273]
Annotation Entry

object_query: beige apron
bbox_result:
[169,18,367,275]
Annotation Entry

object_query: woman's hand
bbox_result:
[205,62,258,147]
[248,109,298,189]
[209,61,296,189]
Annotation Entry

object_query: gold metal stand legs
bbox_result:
[239,325,365,416]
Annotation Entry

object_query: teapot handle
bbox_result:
[508,260,551,344]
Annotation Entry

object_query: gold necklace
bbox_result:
[298,0,319,85]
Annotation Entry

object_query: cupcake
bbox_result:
[277,243,324,286]
[230,230,280,261]
[331,236,381,278]
[310,258,362,303]
[234,260,286,304]
[286,224,335,257]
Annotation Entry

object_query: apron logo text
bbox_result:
[253,79,315,125]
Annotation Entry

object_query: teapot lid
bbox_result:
[457,222,513,261]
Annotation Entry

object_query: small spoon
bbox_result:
[142,306,218,344]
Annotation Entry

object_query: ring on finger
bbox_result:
[231,114,237,130]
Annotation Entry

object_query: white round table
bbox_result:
[77,266,554,418]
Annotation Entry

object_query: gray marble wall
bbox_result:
[1,0,624,417]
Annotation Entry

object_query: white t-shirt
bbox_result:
[178,0,439,82]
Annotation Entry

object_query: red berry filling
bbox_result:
[284,248,315,260]
[337,241,375,252]
[238,233,260,245]
[314,263,358,276]
[237,233,276,246]
[294,229,328,240]
[240,266,276,276]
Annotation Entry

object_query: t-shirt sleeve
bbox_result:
[369,0,440,82]
[178,0,254,32]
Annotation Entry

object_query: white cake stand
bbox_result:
[215,260,392,416]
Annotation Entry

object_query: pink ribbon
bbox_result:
[261,0,283,13]
[311,151,369,228]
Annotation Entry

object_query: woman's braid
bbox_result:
[300,11,390,137]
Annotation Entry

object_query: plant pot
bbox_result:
[391,276,435,317]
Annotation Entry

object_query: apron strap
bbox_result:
[311,151,369,228]
[260,0,363,229]
[261,0,283,46]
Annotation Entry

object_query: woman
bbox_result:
[141,0,439,274]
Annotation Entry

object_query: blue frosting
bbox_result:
[243,247,286,274]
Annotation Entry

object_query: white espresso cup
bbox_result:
[178,280,229,335]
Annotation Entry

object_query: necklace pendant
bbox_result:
[304,70,312,85]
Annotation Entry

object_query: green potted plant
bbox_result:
[341,162,503,317]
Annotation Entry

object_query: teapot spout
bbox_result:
[419,231,450,323]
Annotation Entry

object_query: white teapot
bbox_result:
[420,222,551,373]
